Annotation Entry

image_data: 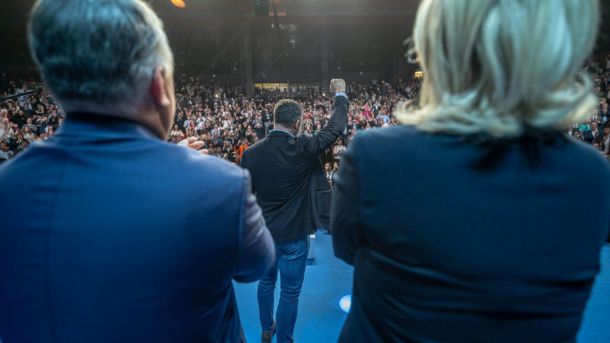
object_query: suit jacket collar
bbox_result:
[58,112,159,141]
[267,129,296,138]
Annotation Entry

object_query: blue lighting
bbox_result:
[339,295,351,313]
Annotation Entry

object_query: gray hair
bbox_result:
[397,0,600,138]
[28,0,174,113]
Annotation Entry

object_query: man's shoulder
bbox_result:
[123,141,248,206]
[293,133,327,156]
[163,143,245,182]
[1,139,246,185]
[243,137,272,159]
[245,137,269,151]
[0,140,62,178]
[294,133,314,144]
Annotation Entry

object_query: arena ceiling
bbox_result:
[0,0,419,82]
[149,0,417,17]
[1,0,609,82]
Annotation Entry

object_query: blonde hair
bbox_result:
[397,0,600,137]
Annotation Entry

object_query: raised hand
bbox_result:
[330,79,346,94]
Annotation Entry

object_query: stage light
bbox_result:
[170,0,186,8]
[339,295,351,313]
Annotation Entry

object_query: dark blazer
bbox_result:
[242,95,348,243]
[332,125,610,342]
[0,113,275,343]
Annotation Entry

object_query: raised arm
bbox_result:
[301,79,349,156]
[233,170,275,283]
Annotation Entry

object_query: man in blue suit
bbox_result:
[0,1,275,342]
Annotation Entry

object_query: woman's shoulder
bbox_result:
[351,125,453,156]
[563,136,610,178]
[352,125,423,145]
[351,126,610,177]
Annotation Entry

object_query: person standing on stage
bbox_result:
[0,0,275,342]
[241,79,349,343]
[332,0,609,342]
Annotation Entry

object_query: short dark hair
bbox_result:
[274,99,302,125]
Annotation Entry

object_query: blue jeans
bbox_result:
[257,238,308,343]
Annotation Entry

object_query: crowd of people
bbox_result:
[571,57,610,153]
[0,82,62,161]
[0,77,422,168]
[2,60,610,166]
[164,77,423,170]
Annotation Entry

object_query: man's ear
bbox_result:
[294,119,301,133]
[150,66,171,110]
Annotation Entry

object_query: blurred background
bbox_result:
[1,0,609,90]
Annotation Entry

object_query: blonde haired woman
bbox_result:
[332,0,610,342]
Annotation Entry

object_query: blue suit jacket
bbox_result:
[0,113,274,343]
[332,125,610,342]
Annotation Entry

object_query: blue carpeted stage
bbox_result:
[235,234,610,342]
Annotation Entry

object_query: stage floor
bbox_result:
[234,234,610,343]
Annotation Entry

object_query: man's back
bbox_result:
[242,95,349,243]
[242,131,319,243]
[241,90,348,342]
[0,116,272,342]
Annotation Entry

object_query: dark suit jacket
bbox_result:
[0,113,275,343]
[332,125,610,342]
[242,95,348,243]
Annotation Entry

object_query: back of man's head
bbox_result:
[273,99,302,126]
[28,0,173,113]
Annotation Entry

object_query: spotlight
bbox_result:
[339,295,351,313]
[170,0,186,8]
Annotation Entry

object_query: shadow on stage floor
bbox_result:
[235,234,610,343]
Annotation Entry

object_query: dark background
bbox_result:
[1,0,609,85]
